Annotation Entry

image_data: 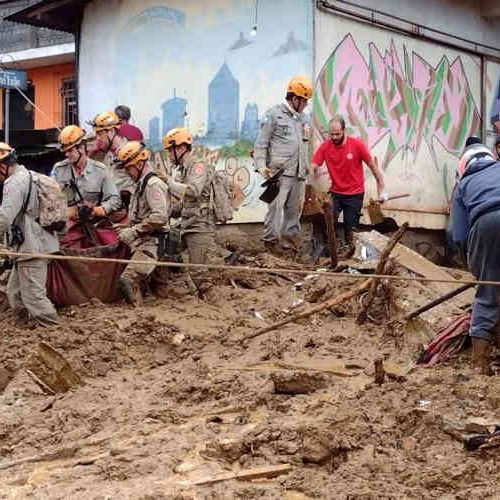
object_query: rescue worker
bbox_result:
[163,127,217,296]
[53,125,121,221]
[253,76,313,255]
[114,141,171,306]
[450,142,498,375]
[91,111,135,206]
[0,143,59,326]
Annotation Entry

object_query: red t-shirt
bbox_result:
[119,123,144,141]
[312,136,372,194]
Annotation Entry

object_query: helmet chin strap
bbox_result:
[173,145,188,167]
[104,129,116,154]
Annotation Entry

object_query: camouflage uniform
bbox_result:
[52,158,121,214]
[121,170,171,286]
[104,137,136,197]
[0,165,59,325]
[169,156,217,291]
[254,102,309,249]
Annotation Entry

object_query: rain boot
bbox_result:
[119,276,143,307]
[338,230,355,260]
[472,337,493,375]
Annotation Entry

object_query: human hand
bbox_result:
[92,206,106,217]
[258,167,271,179]
[67,206,78,220]
[379,192,389,203]
[117,227,137,246]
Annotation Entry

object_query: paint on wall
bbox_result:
[79,0,312,222]
[486,59,500,153]
[314,12,482,226]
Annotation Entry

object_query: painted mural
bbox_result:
[79,0,312,222]
[314,12,482,227]
[486,60,500,150]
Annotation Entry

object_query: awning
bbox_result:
[4,0,90,34]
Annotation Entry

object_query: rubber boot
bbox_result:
[119,276,143,307]
[472,337,493,375]
[338,230,355,260]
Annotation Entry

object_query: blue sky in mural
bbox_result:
[111,0,312,148]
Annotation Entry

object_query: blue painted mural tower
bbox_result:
[206,62,239,145]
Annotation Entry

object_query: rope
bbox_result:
[0,248,494,288]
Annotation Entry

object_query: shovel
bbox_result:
[367,194,410,225]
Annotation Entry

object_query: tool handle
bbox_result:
[380,193,410,202]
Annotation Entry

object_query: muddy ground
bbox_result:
[0,243,499,499]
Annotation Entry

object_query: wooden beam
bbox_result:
[481,0,500,18]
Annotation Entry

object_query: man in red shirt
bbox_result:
[309,116,386,258]
[115,105,144,141]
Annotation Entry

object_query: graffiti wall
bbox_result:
[78,0,312,222]
[485,59,500,151]
[314,12,482,228]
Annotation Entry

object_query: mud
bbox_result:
[0,249,499,499]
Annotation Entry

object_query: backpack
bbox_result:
[210,168,234,224]
[29,171,68,232]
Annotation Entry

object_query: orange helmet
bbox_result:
[287,76,313,99]
[163,127,193,149]
[59,125,85,152]
[90,111,120,132]
[115,141,148,168]
[0,142,15,162]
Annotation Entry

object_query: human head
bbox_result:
[163,127,193,166]
[286,76,313,114]
[465,136,482,148]
[91,111,120,151]
[0,142,17,181]
[495,136,500,160]
[58,125,87,165]
[115,105,131,124]
[115,141,149,182]
[457,142,495,178]
[328,116,346,145]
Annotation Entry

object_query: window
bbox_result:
[61,78,77,126]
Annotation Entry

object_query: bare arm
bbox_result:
[365,156,386,199]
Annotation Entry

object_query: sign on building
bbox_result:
[0,68,27,90]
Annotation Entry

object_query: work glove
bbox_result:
[379,192,389,203]
[92,206,106,217]
[117,227,137,246]
[258,167,271,179]
[67,206,78,221]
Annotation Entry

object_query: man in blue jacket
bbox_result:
[450,142,498,374]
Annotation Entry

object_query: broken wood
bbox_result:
[374,359,385,385]
[0,445,80,471]
[180,463,292,487]
[356,223,409,324]
[402,283,475,322]
[322,199,338,269]
[244,278,372,341]
[25,341,83,394]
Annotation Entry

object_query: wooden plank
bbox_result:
[182,464,292,487]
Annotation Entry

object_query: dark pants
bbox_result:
[468,209,500,342]
[331,192,364,231]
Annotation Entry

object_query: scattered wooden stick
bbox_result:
[180,463,292,487]
[244,279,372,341]
[356,223,409,324]
[0,445,80,471]
[402,283,475,322]
[322,199,338,269]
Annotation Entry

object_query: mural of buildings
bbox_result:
[240,103,259,143]
[161,89,187,136]
[148,116,161,149]
[205,62,239,145]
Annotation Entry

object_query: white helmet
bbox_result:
[457,143,494,179]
